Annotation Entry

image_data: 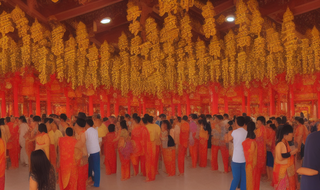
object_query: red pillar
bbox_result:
[29,100,32,116]
[171,96,175,116]
[186,94,190,116]
[107,96,111,117]
[259,88,263,114]
[47,90,52,115]
[270,86,275,116]
[1,92,6,118]
[224,96,228,114]
[138,101,142,116]
[159,99,163,114]
[127,96,131,115]
[13,80,19,117]
[247,90,251,116]
[278,93,282,115]
[143,97,146,115]
[89,96,93,116]
[66,96,70,118]
[114,96,119,116]
[35,85,40,116]
[242,88,246,114]
[177,102,181,116]
[100,101,105,118]
[290,86,295,117]
[210,84,218,115]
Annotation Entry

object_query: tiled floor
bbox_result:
[5,156,273,190]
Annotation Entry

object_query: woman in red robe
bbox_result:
[178,116,189,175]
[104,124,117,175]
[198,119,209,168]
[160,120,176,176]
[189,115,199,168]
[0,130,6,190]
[243,122,259,190]
[255,116,267,187]
[118,121,133,181]
[273,124,298,190]
[6,117,19,169]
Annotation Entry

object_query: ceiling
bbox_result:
[1,0,320,46]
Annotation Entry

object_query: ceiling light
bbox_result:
[100,17,111,24]
[226,15,235,22]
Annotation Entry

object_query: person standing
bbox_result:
[92,114,108,147]
[0,130,6,190]
[198,119,209,168]
[273,124,298,190]
[6,117,19,169]
[103,124,117,175]
[266,123,276,181]
[228,116,248,190]
[161,120,176,176]
[85,118,100,187]
[298,130,320,190]
[189,114,199,168]
[178,116,189,176]
[19,116,30,166]
[255,116,267,186]
[242,122,258,190]
[58,127,80,190]
[294,117,309,170]
[118,120,132,181]
[35,124,50,159]
[59,114,70,136]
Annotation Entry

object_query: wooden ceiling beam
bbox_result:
[3,0,48,23]
[190,0,234,17]
[291,0,320,16]
[53,0,123,21]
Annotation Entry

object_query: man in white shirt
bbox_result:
[84,119,100,187]
[228,116,248,190]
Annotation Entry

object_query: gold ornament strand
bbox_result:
[267,54,276,83]
[38,46,48,84]
[225,30,236,86]
[177,40,186,96]
[311,26,320,70]
[159,0,178,16]
[235,0,250,25]
[76,22,89,86]
[237,51,246,82]
[11,6,31,68]
[307,44,315,73]
[100,41,112,89]
[201,1,216,38]
[222,58,229,87]
[65,36,77,89]
[196,38,207,85]
[180,0,194,11]
[52,25,66,81]
[9,38,19,72]
[86,44,99,89]
[119,33,130,96]
[253,36,266,81]
[130,55,142,95]
[112,56,121,89]
[301,39,309,74]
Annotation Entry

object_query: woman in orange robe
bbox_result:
[161,120,176,176]
[6,118,19,169]
[198,119,209,168]
[118,121,133,181]
[35,124,50,159]
[58,128,79,190]
[178,116,190,175]
[104,124,117,175]
[273,124,298,190]
[255,116,267,187]
[242,122,259,190]
[0,131,6,190]
[189,115,199,168]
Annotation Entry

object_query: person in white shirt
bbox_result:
[84,118,100,187]
[19,116,29,165]
[228,116,248,190]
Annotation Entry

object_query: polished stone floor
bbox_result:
[5,155,273,190]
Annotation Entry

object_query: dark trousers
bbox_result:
[88,152,100,187]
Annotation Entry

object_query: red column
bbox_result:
[100,101,104,118]
[127,96,131,115]
[247,90,251,116]
[171,96,174,116]
[66,96,70,118]
[159,99,163,114]
[210,84,218,115]
[1,92,6,118]
[138,101,142,116]
[29,100,32,116]
[114,96,119,116]
[270,86,275,116]
[177,102,181,116]
[186,94,190,116]
[13,80,19,117]
[290,86,294,117]
[107,96,111,117]
[224,96,228,114]
[143,97,146,115]
[47,90,52,115]
[89,96,93,116]
[259,88,263,114]
[242,88,246,114]
[35,85,40,116]
[278,93,282,114]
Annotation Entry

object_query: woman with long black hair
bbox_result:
[160,120,176,176]
[29,149,55,190]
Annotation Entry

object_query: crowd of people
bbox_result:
[0,111,319,190]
